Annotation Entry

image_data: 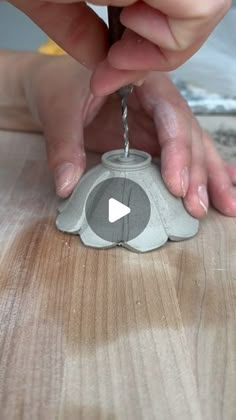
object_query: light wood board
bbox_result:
[0,129,235,420]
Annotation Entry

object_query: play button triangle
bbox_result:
[108,198,131,223]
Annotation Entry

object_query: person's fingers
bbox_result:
[43,113,86,198]
[119,0,230,51]
[153,99,192,198]
[105,0,230,79]
[183,123,209,218]
[42,88,106,197]
[134,72,193,197]
[225,162,236,185]
[107,30,194,72]
[93,23,206,94]
[11,0,230,73]
[90,59,146,95]
[36,82,86,197]
[22,53,111,197]
[11,0,108,68]
[203,133,236,216]
[120,3,196,51]
[33,0,231,14]
[21,54,87,197]
[11,0,231,98]
[142,0,231,17]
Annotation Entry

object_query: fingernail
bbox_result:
[198,185,209,213]
[181,167,189,197]
[54,162,77,194]
[134,78,145,87]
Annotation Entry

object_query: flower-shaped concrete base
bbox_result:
[56,150,199,252]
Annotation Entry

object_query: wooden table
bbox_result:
[0,129,236,420]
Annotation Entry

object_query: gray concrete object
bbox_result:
[56,150,199,252]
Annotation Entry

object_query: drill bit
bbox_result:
[108,6,132,158]
[118,85,132,158]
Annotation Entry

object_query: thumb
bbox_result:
[43,114,86,198]
[22,54,92,198]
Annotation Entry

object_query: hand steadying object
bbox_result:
[0,51,235,218]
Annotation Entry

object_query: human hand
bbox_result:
[10,0,231,94]
[22,54,236,218]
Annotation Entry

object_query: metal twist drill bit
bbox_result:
[118,84,133,158]
[121,95,129,158]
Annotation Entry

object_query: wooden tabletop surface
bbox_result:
[0,129,236,420]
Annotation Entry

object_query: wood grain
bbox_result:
[0,129,235,420]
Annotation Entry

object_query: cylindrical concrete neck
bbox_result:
[101,149,152,172]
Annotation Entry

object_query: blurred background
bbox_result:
[0,1,236,113]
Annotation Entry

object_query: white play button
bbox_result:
[108,198,131,223]
[85,177,151,242]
